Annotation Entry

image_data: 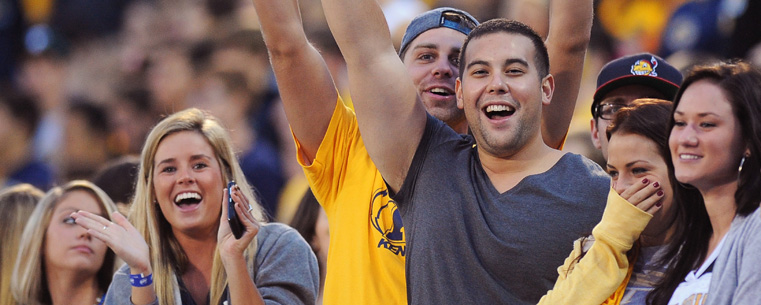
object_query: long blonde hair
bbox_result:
[11,181,118,305]
[0,184,44,305]
[130,108,264,305]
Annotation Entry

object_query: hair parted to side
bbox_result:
[648,60,761,305]
[606,99,673,158]
[130,107,265,305]
[458,19,550,80]
[0,184,44,305]
[11,180,118,305]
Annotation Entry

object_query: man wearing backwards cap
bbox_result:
[252,0,592,304]
[590,53,683,160]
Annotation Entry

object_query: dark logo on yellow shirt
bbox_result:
[370,188,405,256]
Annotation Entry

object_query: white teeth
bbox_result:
[430,88,450,94]
[485,105,515,113]
[680,154,700,160]
[174,192,202,203]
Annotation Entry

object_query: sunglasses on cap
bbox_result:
[440,10,477,35]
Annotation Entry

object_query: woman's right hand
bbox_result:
[71,210,152,275]
[616,178,664,215]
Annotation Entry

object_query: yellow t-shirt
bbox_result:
[294,97,406,304]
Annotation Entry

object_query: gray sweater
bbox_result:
[103,222,319,305]
[706,208,761,305]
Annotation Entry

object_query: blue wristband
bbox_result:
[129,273,153,287]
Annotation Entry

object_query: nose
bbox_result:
[675,125,698,147]
[487,74,508,95]
[177,167,196,185]
[78,225,92,240]
[431,57,454,79]
[612,174,634,195]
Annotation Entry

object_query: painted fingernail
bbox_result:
[653,182,660,188]
[642,178,649,184]
[657,190,664,196]
[656,201,662,207]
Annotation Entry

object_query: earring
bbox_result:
[738,155,746,177]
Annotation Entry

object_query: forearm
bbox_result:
[252,0,337,161]
[320,0,424,191]
[538,189,652,304]
[541,0,593,149]
[224,255,265,305]
[129,266,157,305]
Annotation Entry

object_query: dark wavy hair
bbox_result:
[648,60,761,305]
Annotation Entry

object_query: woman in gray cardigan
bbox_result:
[72,108,319,305]
[648,61,761,305]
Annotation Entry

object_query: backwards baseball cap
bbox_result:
[591,53,682,118]
[398,7,479,57]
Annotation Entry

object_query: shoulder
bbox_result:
[256,223,311,253]
[731,208,761,243]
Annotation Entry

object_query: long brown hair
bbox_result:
[648,60,761,305]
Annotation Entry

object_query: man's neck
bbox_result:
[478,136,564,193]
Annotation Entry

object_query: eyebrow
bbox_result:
[466,58,529,71]
[155,154,212,167]
[411,44,438,52]
[674,110,721,117]
[606,160,648,169]
[600,97,630,105]
[504,58,529,68]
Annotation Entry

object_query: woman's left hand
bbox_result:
[218,185,261,260]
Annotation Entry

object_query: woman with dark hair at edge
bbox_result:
[647,61,761,304]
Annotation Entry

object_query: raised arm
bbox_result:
[542,0,593,149]
[320,0,427,191]
[251,0,337,162]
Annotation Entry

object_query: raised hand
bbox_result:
[218,186,260,259]
[617,178,665,215]
[71,210,152,274]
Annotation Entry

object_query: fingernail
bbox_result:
[653,182,660,188]
[656,201,662,207]
[657,190,664,196]
[642,178,649,184]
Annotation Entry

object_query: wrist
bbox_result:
[129,272,153,287]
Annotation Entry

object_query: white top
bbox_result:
[668,236,727,305]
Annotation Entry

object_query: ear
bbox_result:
[456,77,464,110]
[541,74,554,106]
[590,118,602,150]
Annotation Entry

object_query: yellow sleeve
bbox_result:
[537,188,653,305]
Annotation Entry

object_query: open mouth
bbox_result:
[428,87,454,97]
[484,104,516,119]
[174,192,202,208]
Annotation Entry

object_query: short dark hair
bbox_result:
[458,19,549,80]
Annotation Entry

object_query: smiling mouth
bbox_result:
[174,192,202,207]
[428,88,454,97]
[484,104,516,119]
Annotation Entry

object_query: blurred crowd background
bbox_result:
[1,0,760,223]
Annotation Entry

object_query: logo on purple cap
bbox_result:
[630,56,659,77]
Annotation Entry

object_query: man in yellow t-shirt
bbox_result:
[251,0,591,303]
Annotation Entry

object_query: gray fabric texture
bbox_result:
[394,114,609,305]
[705,207,761,305]
[103,222,319,305]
